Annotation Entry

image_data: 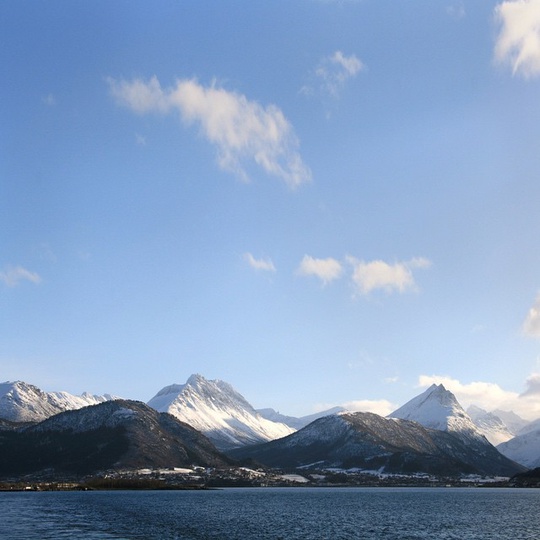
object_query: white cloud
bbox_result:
[346,256,431,295]
[0,266,41,287]
[296,255,343,284]
[314,51,364,98]
[417,374,540,421]
[108,76,311,188]
[522,294,540,338]
[314,398,396,417]
[521,372,540,396]
[135,133,147,146]
[342,399,396,417]
[494,0,540,78]
[244,253,276,273]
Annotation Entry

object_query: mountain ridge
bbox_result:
[0,399,231,479]
[230,410,525,477]
[0,381,119,423]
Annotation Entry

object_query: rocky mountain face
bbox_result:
[0,400,231,479]
[147,374,294,450]
[0,381,118,423]
[229,411,525,477]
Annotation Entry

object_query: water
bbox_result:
[1,487,539,539]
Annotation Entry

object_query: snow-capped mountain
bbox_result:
[256,406,346,430]
[466,405,514,446]
[147,374,295,450]
[497,419,540,469]
[389,384,486,443]
[0,381,118,423]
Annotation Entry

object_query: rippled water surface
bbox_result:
[1,487,539,539]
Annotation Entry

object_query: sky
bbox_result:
[3,0,540,420]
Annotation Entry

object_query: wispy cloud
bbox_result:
[346,257,431,295]
[0,266,41,287]
[296,255,343,284]
[417,374,540,420]
[244,253,276,273]
[494,0,540,78]
[315,51,364,98]
[446,2,466,19]
[42,93,56,106]
[108,76,311,188]
[523,294,540,338]
[302,50,364,101]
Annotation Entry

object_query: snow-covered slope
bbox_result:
[147,374,295,450]
[497,421,540,469]
[0,381,118,423]
[466,405,514,446]
[389,384,486,442]
[493,409,530,435]
[257,406,345,430]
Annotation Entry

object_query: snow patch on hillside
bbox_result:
[497,425,540,468]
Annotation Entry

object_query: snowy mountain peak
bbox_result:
[0,380,119,423]
[466,405,514,445]
[389,384,484,441]
[147,374,295,450]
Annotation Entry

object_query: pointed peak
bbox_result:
[187,373,206,384]
[389,383,483,439]
[426,383,447,393]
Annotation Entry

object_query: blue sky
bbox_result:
[3,0,540,419]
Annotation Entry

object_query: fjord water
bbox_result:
[1,487,539,539]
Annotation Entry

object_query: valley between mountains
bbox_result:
[1,375,539,486]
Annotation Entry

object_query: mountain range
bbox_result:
[0,376,538,478]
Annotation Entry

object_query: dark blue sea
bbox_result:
[1,487,539,539]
